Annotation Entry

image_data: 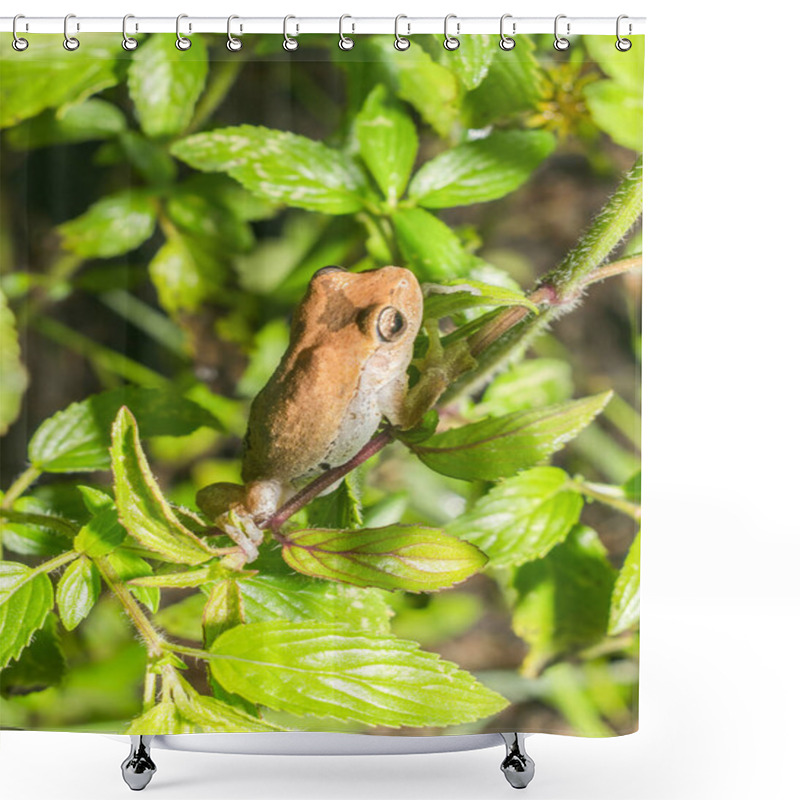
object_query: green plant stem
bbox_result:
[143,667,158,712]
[28,549,80,577]
[570,479,641,522]
[1,465,41,509]
[95,554,166,658]
[186,58,245,135]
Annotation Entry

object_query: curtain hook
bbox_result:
[122,15,138,51]
[553,14,570,51]
[12,14,29,51]
[394,15,410,51]
[616,14,632,51]
[227,15,243,51]
[499,14,515,50]
[283,15,298,51]
[339,14,354,50]
[443,14,460,51]
[63,13,80,51]
[176,13,192,50]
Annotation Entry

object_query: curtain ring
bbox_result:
[443,14,460,51]
[283,15,298,51]
[394,15,410,51]
[553,14,570,51]
[176,14,192,50]
[63,13,80,51]
[499,14,515,50]
[12,14,29,52]
[122,15,138,51]
[227,15,243,51]
[616,15,632,51]
[339,15,354,50]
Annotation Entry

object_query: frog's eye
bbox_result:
[377,306,406,342]
[313,265,346,279]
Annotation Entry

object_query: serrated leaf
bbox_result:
[409,131,554,209]
[412,392,612,481]
[0,288,28,436]
[111,407,213,565]
[239,574,393,633]
[73,507,126,557]
[608,530,640,635]
[203,579,244,648]
[28,387,221,473]
[355,84,418,204]
[513,525,616,674]
[394,207,474,280]
[446,34,496,90]
[55,555,101,631]
[175,691,281,732]
[306,476,363,530]
[446,467,583,567]
[423,278,537,320]
[5,99,126,150]
[171,126,372,214]
[105,549,160,613]
[279,525,487,593]
[129,34,208,138]
[127,701,193,734]
[0,561,56,668]
[209,621,508,727]
[0,613,65,696]
[0,35,122,129]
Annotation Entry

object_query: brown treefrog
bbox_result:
[197,265,426,562]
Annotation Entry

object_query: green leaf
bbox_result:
[355,84,418,204]
[0,613,65,696]
[166,188,255,254]
[203,579,244,648]
[129,34,209,138]
[153,593,205,641]
[239,574,393,633]
[116,130,179,186]
[583,37,644,151]
[279,525,487,593]
[55,556,100,631]
[148,229,226,315]
[390,591,483,646]
[446,35,496,90]
[423,278,537,320]
[4,99,126,150]
[622,470,641,503]
[111,407,213,565]
[446,467,583,567]
[175,690,281,732]
[209,621,508,727]
[306,476,363,530]
[73,507,126,557]
[0,287,28,436]
[127,701,193,734]
[409,131,554,208]
[28,387,221,473]
[106,549,160,613]
[413,392,612,481]
[462,35,546,128]
[171,126,372,214]
[58,190,157,259]
[0,505,73,557]
[513,526,616,674]
[608,530,640,635]
[0,561,55,668]
[394,207,474,280]
[0,35,122,129]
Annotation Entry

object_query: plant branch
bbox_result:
[570,479,641,522]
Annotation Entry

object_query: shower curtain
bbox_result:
[0,28,642,739]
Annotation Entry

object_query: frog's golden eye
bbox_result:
[313,265,346,279]
[377,306,406,342]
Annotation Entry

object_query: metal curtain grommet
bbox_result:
[227,15,243,51]
[553,14,570,51]
[394,15,410,51]
[176,14,191,50]
[122,14,138,51]
[283,15,298,51]
[443,14,459,51]
[499,14,515,50]
[339,14,354,50]
[63,13,80,51]
[616,14,632,51]
[12,14,28,51]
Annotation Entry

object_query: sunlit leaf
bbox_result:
[445,34,495,90]
[608,530,640,635]
[127,701,193,734]
[423,278,537,320]
[0,613,65,695]
[55,555,100,631]
[0,288,28,435]
[106,549,160,613]
[394,207,474,280]
[203,579,244,648]
[209,621,508,727]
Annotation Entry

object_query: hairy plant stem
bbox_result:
[28,550,80,578]
[95,554,166,658]
[0,466,43,560]
[258,159,644,535]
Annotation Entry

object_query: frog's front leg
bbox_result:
[196,480,281,562]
